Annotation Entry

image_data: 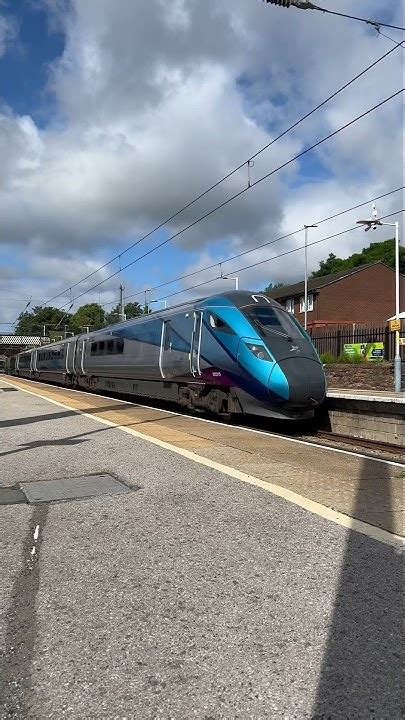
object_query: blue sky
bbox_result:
[0,0,63,122]
[0,0,402,328]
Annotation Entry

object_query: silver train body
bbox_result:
[15,291,326,420]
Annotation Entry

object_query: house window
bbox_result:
[300,293,314,313]
[285,299,294,314]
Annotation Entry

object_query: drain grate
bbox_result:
[0,387,19,392]
[20,473,134,504]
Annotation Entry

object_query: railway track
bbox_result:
[314,431,403,456]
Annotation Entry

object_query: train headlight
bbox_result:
[246,343,271,361]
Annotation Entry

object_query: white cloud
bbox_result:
[0,0,403,324]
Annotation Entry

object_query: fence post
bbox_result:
[336,328,342,357]
[384,325,390,361]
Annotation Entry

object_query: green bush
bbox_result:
[320,352,336,364]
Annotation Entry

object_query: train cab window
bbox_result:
[116,338,124,354]
[91,342,98,355]
[247,306,305,339]
[208,313,235,334]
[107,339,114,354]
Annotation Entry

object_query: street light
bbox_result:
[357,204,401,392]
[144,288,151,314]
[303,224,317,330]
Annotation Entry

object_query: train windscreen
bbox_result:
[246,306,306,340]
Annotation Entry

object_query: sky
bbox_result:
[0,0,403,329]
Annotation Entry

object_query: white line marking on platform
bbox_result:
[3,378,404,468]
[2,378,403,549]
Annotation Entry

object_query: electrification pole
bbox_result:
[119,284,126,322]
[303,224,317,330]
[357,207,402,392]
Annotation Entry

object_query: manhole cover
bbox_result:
[20,473,135,504]
[0,487,27,505]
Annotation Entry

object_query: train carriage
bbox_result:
[15,291,326,420]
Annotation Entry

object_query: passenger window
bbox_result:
[99,341,105,354]
[91,342,97,355]
[208,313,235,334]
[116,339,124,354]
[107,340,114,354]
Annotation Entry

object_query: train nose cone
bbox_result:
[274,357,326,406]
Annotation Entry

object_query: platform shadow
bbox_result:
[312,457,402,718]
[0,404,135,429]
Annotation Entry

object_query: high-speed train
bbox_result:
[15,291,326,420]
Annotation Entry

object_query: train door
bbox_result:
[65,340,76,374]
[73,338,86,375]
[159,321,170,378]
[30,351,36,374]
[160,315,195,379]
[190,311,203,377]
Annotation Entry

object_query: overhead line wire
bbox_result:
[306,4,405,32]
[113,185,403,305]
[55,89,404,310]
[45,40,403,305]
[150,209,403,305]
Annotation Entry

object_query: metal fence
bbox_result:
[309,324,402,361]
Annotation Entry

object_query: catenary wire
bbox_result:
[307,4,405,33]
[44,40,404,306]
[149,209,403,305]
[53,89,404,311]
[110,185,404,306]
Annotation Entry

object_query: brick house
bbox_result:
[266,262,405,328]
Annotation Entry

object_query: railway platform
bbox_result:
[0,377,403,719]
[324,387,405,448]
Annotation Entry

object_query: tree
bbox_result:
[15,306,70,336]
[262,282,285,292]
[70,303,105,333]
[124,301,143,319]
[311,239,405,278]
[104,301,143,326]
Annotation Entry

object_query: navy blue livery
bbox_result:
[15,291,326,420]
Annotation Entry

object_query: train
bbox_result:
[0,355,6,374]
[14,291,326,420]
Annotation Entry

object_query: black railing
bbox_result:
[309,324,402,361]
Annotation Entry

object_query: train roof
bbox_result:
[17,291,283,354]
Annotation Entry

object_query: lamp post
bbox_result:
[303,224,317,330]
[144,288,151,315]
[357,206,401,392]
